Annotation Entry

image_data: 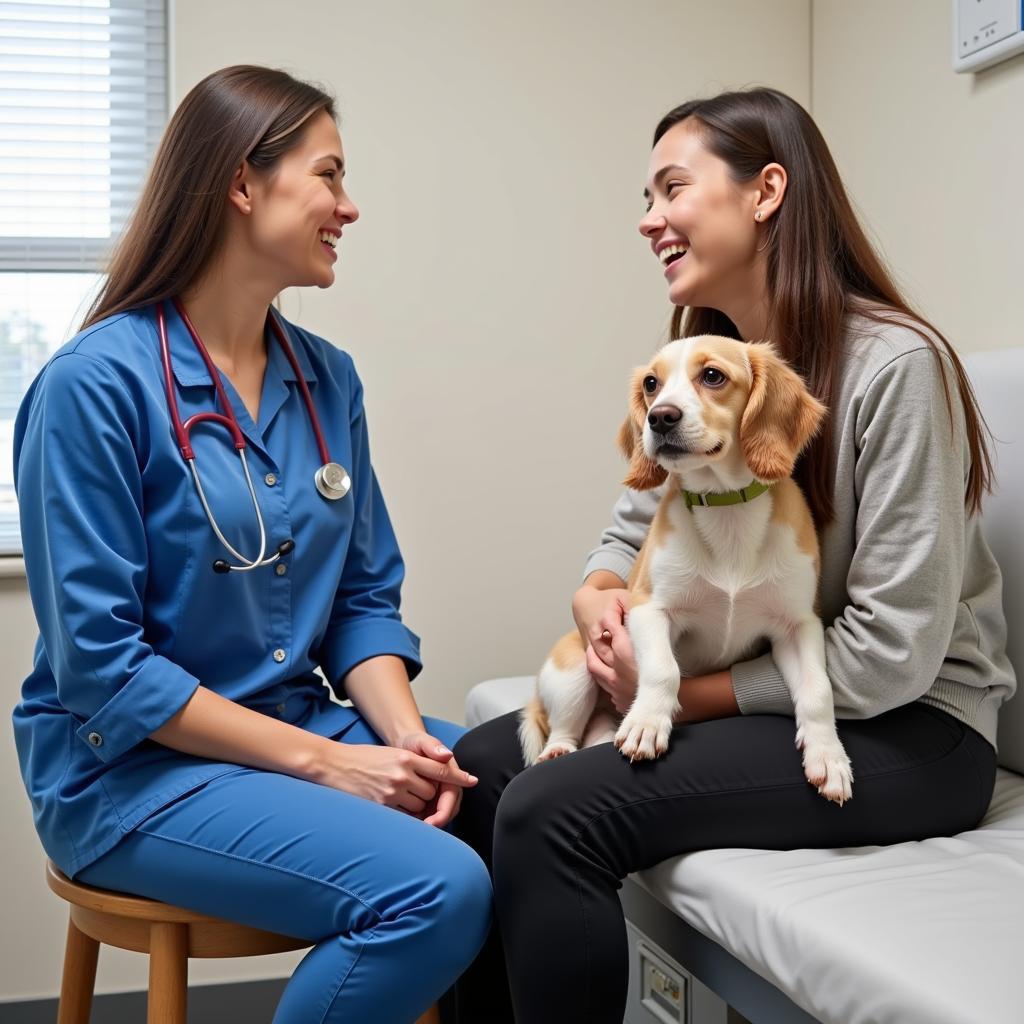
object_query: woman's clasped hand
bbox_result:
[306,730,478,827]
[572,583,638,714]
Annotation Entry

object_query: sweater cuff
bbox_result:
[730,653,795,716]
[581,550,635,587]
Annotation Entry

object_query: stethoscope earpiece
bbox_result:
[212,537,295,575]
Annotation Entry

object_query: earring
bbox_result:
[755,211,762,221]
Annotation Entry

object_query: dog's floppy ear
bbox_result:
[740,343,827,482]
[618,367,668,491]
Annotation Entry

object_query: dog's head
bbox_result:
[618,335,827,490]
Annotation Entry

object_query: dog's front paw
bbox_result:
[537,740,578,762]
[614,710,673,762]
[802,736,854,806]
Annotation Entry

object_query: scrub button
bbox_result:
[275,563,287,576]
[87,732,103,748]
[276,703,286,715]
[265,473,277,486]
[273,648,286,663]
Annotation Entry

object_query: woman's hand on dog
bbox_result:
[587,618,639,713]
[572,578,631,648]
[573,582,639,713]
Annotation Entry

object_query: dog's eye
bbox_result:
[701,367,726,387]
[643,375,659,394]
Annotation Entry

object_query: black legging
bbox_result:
[441,701,997,1024]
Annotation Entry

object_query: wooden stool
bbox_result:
[46,859,441,1024]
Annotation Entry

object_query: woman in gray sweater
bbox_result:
[443,87,1016,1024]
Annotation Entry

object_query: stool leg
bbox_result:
[148,922,188,1024]
[58,914,99,1024]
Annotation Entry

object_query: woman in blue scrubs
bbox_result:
[12,65,491,1023]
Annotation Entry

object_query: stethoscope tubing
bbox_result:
[188,449,269,571]
[155,297,344,572]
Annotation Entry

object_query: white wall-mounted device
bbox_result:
[953,0,1024,72]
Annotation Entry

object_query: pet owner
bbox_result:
[12,65,491,1024]
[443,87,1016,1024]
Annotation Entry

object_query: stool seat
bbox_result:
[46,859,310,958]
[45,859,441,1023]
[46,858,310,1023]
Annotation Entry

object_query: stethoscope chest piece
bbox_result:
[315,462,351,500]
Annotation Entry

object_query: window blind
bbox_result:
[0,0,167,554]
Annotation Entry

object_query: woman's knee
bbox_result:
[449,842,493,916]
[492,751,619,864]
[492,761,571,852]
[426,841,493,963]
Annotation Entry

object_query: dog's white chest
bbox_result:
[647,498,812,672]
[654,499,776,594]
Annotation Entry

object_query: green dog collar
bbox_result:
[682,479,773,509]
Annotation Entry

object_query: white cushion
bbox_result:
[634,767,1024,1024]
[465,675,535,728]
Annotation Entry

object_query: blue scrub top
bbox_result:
[11,301,422,877]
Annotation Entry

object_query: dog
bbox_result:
[519,335,854,805]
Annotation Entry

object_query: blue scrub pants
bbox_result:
[76,715,492,1024]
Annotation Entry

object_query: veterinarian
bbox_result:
[11,65,491,1024]
[443,87,1015,1024]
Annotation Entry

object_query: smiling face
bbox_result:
[237,110,359,290]
[638,119,764,314]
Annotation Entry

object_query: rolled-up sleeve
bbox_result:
[731,348,970,718]
[15,353,201,763]
[317,361,421,695]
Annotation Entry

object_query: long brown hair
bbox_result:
[655,88,993,525]
[80,65,336,330]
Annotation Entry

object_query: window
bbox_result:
[0,0,167,555]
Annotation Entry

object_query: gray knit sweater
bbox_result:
[581,314,1016,752]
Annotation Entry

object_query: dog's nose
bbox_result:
[648,405,683,435]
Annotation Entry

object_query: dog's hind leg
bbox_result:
[531,633,598,763]
[772,618,853,805]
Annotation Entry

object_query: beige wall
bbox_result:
[812,0,1024,352]
[1,0,810,1002]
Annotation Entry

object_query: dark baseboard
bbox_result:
[0,976,289,1023]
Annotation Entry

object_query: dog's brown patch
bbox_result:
[522,695,550,742]
[551,631,586,670]
[618,366,669,491]
[740,343,827,482]
[626,496,674,597]
[770,477,820,576]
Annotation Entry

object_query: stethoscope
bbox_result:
[156,297,351,574]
